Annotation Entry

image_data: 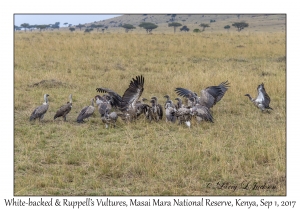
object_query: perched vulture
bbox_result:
[30,94,50,121]
[77,98,95,123]
[148,96,163,122]
[165,102,177,123]
[54,94,72,121]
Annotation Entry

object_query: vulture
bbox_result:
[76,98,95,123]
[96,95,118,128]
[191,103,214,123]
[165,102,177,123]
[163,95,176,109]
[245,83,273,112]
[175,107,193,128]
[54,94,72,121]
[135,98,150,118]
[30,94,50,121]
[149,96,163,122]
[175,97,184,109]
[96,75,145,122]
[175,80,230,109]
[103,109,118,128]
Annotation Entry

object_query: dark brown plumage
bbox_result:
[54,94,72,121]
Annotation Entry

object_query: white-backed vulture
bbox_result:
[54,94,72,121]
[30,94,50,121]
[245,83,273,112]
[165,102,177,123]
[77,98,95,123]
[175,80,230,109]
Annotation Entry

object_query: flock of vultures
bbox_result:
[29,75,273,128]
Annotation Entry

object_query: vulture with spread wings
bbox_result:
[245,83,273,112]
[175,80,230,109]
[96,75,145,121]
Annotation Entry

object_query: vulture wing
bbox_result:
[96,87,122,107]
[120,75,144,111]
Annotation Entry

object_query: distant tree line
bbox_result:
[15,16,249,34]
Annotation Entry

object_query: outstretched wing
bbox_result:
[120,75,144,111]
[260,86,271,107]
[215,80,230,102]
[175,87,199,106]
[95,87,122,108]
[175,87,197,99]
[199,89,217,109]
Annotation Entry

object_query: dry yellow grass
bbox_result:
[14,31,286,195]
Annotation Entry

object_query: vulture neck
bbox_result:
[69,94,73,104]
[43,94,49,105]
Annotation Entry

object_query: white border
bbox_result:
[2,1,298,209]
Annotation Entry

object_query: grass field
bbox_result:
[14,30,286,195]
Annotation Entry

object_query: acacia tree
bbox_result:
[168,22,182,33]
[138,22,158,33]
[76,24,86,31]
[14,25,22,31]
[122,24,136,33]
[28,25,36,31]
[224,25,230,32]
[51,22,60,30]
[84,28,93,33]
[200,23,210,31]
[180,25,190,32]
[232,21,249,32]
[94,24,104,32]
[20,23,30,32]
[36,25,48,32]
[69,27,75,32]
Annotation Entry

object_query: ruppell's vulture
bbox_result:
[148,96,163,122]
[54,94,72,121]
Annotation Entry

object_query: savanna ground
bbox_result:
[14,30,286,196]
